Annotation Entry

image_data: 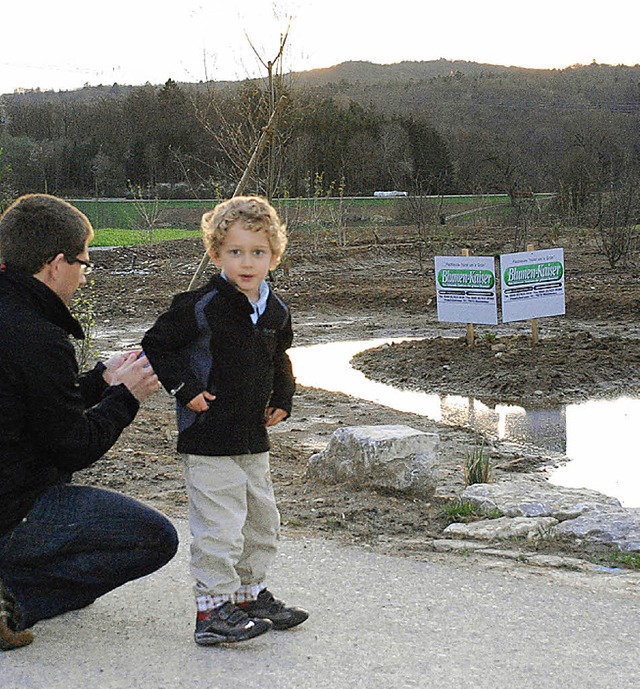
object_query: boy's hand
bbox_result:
[187,391,216,413]
[264,407,287,427]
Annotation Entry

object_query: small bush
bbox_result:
[71,280,98,371]
[464,441,492,486]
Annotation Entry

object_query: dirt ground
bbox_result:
[78,219,640,563]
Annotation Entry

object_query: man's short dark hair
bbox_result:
[0,194,92,274]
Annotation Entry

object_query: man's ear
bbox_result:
[49,253,66,268]
[33,252,64,281]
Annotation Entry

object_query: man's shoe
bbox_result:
[0,581,33,651]
[240,589,309,630]
[194,601,272,646]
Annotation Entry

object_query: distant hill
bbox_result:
[283,59,640,136]
[3,59,638,198]
[9,57,638,125]
[288,58,525,86]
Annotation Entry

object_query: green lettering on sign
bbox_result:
[503,261,563,286]
[437,269,495,289]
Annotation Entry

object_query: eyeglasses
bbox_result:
[67,257,95,275]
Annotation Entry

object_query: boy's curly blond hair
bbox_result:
[201,195,287,262]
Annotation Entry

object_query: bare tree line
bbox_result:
[1,60,639,265]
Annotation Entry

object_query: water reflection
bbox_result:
[288,338,639,508]
[556,398,640,508]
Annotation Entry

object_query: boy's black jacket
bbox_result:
[142,274,295,456]
[0,264,139,538]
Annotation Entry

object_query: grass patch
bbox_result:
[91,227,199,247]
[464,441,492,486]
[608,551,640,570]
[441,498,501,523]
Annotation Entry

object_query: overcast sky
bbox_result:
[1,1,638,95]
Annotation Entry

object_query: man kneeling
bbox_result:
[0,194,178,651]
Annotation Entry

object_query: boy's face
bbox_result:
[209,221,279,302]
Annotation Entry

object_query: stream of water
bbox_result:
[288,338,640,508]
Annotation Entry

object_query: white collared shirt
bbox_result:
[221,271,270,324]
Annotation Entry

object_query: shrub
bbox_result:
[464,440,492,486]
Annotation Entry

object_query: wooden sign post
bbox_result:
[461,248,475,346]
[527,243,540,344]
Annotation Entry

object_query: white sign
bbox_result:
[500,248,565,323]
[434,255,498,325]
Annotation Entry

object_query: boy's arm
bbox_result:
[141,293,207,406]
[265,407,288,427]
[268,312,296,416]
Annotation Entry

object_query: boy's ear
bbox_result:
[207,247,222,268]
[269,253,281,271]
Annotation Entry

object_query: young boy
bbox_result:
[142,196,307,646]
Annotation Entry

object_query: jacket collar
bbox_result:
[0,262,85,340]
[209,273,255,316]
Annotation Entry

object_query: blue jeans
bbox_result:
[0,484,179,630]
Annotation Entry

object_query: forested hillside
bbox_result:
[1,59,639,203]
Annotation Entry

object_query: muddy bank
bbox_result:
[352,332,640,408]
[79,221,640,565]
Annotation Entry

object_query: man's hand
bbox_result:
[102,349,142,385]
[264,407,287,427]
[187,391,216,412]
[107,351,160,403]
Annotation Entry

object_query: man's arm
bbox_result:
[24,336,157,472]
[77,361,109,408]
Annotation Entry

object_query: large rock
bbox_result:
[444,516,558,541]
[449,476,640,553]
[460,476,621,519]
[307,425,439,495]
[555,509,640,553]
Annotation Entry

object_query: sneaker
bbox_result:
[0,581,33,651]
[240,589,309,630]
[194,601,272,646]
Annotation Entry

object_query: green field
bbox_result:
[72,199,214,233]
[71,194,530,246]
[91,227,199,247]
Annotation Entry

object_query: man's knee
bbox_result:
[93,490,179,573]
[155,518,179,567]
[132,503,179,570]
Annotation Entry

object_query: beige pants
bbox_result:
[182,452,280,598]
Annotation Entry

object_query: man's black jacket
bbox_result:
[0,264,139,537]
[142,274,295,457]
